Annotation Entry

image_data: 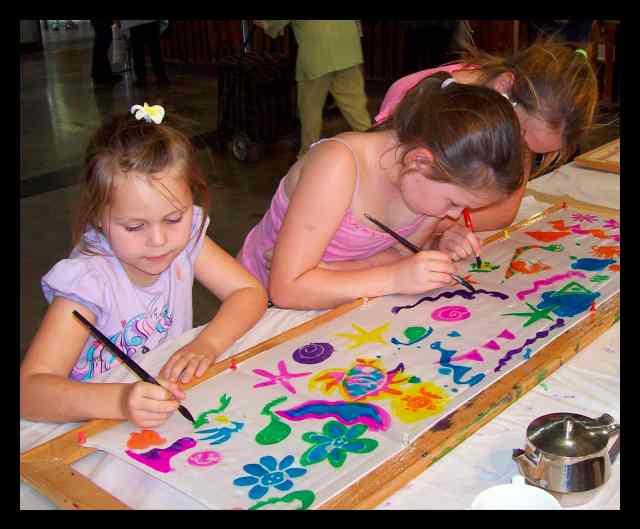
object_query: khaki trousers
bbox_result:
[297,65,372,156]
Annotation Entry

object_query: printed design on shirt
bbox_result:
[71,295,173,381]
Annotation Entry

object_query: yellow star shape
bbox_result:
[336,322,390,349]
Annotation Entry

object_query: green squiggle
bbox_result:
[249,490,315,510]
[255,396,292,445]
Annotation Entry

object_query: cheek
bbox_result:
[524,129,564,155]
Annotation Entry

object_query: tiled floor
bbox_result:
[19,22,619,359]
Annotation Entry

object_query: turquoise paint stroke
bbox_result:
[431,341,485,386]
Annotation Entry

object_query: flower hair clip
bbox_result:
[130,102,166,124]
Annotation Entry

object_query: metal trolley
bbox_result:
[216,21,298,162]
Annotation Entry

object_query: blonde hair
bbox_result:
[377,71,524,196]
[73,113,210,255]
[455,37,599,176]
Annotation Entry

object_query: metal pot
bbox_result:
[512,413,620,494]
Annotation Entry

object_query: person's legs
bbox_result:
[296,73,333,156]
[142,22,169,83]
[329,65,372,133]
[90,21,115,82]
[129,25,148,84]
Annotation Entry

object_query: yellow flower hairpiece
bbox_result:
[130,102,165,124]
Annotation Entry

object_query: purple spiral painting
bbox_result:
[292,342,334,365]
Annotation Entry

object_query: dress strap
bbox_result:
[310,138,361,195]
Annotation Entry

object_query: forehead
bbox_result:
[437,180,502,207]
[520,112,564,154]
[110,167,191,214]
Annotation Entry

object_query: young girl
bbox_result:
[239,72,524,310]
[375,37,599,231]
[20,105,268,428]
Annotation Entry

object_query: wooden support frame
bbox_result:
[574,138,620,174]
[20,201,620,510]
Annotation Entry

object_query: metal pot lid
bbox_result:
[527,413,608,457]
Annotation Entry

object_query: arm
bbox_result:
[159,237,268,383]
[20,298,183,427]
[268,142,455,309]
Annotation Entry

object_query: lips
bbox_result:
[145,252,171,261]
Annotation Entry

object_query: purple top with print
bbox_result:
[41,206,208,381]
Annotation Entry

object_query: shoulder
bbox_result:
[299,135,361,189]
[41,253,116,316]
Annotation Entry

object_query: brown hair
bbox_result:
[73,112,210,255]
[456,37,599,176]
[377,71,524,196]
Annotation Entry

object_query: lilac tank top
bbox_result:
[238,137,425,287]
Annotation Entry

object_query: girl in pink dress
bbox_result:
[239,72,524,309]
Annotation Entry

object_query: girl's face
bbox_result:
[400,170,502,220]
[515,107,564,155]
[101,167,194,287]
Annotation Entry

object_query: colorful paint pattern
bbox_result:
[275,400,392,432]
[300,421,378,468]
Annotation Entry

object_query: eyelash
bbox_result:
[124,216,183,232]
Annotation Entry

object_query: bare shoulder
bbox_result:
[288,136,362,195]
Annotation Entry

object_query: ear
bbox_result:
[493,71,515,95]
[404,147,434,170]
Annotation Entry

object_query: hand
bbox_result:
[159,337,220,384]
[438,224,482,262]
[253,20,266,29]
[122,378,185,428]
[391,251,456,295]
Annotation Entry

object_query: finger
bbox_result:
[168,357,191,383]
[139,395,181,415]
[427,271,457,286]
[179,359,201,384]
[159,356,178,379]
[467,233,482,257]
[156,377,186,400]
[195,357,212,378]
[134,409,177,428]
[419,250,453,262]
[424,259,456,275]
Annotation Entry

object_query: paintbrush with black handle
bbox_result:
[72,310,195,424]
[364,213,476,293]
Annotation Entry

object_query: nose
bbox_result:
[147,224,168,247]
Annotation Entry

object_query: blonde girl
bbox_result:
[21,106,268,428]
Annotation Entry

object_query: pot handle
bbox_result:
[609,427,620,464]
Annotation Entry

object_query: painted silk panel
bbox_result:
[86,207,620,509]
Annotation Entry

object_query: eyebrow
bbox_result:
[113,207,187,223]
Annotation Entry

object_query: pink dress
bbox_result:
[374,63,477,124]
[238,138,426,287]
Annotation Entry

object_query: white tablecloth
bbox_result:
[20,162,620,510]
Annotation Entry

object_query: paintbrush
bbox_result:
[364,213,476,293]
[463,208,482,269]
[72,310,195,424]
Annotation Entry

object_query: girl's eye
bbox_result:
[166,216,183,224]
[125,224,143,232]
